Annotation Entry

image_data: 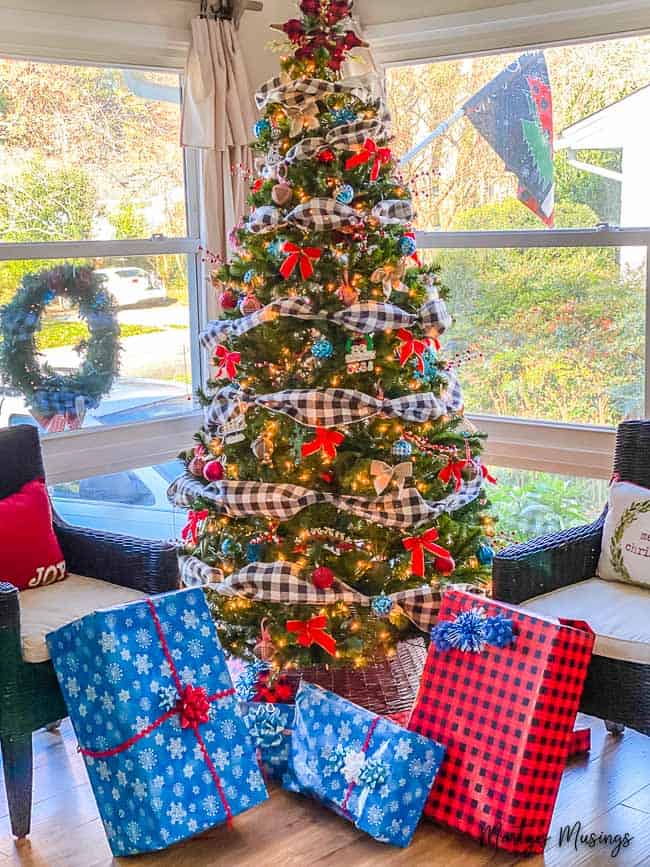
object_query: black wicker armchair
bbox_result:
[0,424,180,838]
[493,419,650,738]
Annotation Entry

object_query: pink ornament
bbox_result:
[239,293,262,315]
[271,182,293,206]
[188,456,206,477]
[203,460,224,482]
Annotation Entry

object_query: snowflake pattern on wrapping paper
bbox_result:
[241,702,293,780]
[46,588,268,857]
[284,682,445,847]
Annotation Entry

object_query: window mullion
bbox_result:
[0,238,200,262]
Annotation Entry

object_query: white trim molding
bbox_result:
[0,0,198,69]
[363,0,650,66]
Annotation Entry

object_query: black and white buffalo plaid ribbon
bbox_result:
[285,119,386,163]
[178,555,224,588]
[255,73,380,111]
[199,296,452,350]
[167,470,481,530]
[247,195,410,234]
[285,198,361,231]
[213,561,442,632]
[371,198,413,224]
[204,380,463,431]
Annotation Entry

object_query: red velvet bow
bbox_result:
[481,463,498,485]
[182,509,209,546]
[301,426,345,460]
[397,328,429,373]
[438,458,470,492]
[176,684,211,729]
[403,528,454,578]
[286,615,337,656]
[215,344,240,380]
[345,139,391,181]
[280,241,322,280]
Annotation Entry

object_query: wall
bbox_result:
[0,0,200,68]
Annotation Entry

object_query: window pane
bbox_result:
[429,245,645,426]
[491,467,607,543]
[0,256,195,433]
[0,60,186,241]
[49,460,187,540]
[387,34,650,230]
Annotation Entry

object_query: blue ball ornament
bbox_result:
[254,118,271,138]
[246,541,267,562]
[371,594,394,618]
[334,184,354,205]
[243,268,256,284]
[391,437,413,458]
[331,108,357,125]
[398,235,417,257]
[311,337,334,359]
[220,537,235,556]
[476,542,495,566]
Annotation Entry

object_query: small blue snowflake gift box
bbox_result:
[286,682,445,847]
[241,702,294,780]
[45,588,268,856]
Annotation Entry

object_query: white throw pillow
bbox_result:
[598,480,650,588]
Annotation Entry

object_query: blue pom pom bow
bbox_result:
[244,702,290,749]
[430,606,515,653]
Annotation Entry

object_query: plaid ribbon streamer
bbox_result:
[285,119,386,164]
[255,73,379,111]
[246,205,284,235]
[204,381,463,431]
[371,199,413,224]
[179,555,224,588]
[286,198,361,231]
[167,470,482,530]
[199,296,452,351]
[213,563,442,632]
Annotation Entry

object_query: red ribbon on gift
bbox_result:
[286,615,337,656]
[403,528,453,578]
[279,242,322,280]
[345,138,391,181]
[215,344,240,380]
[181,509,209,546]
[79,599,236,827]
[438,458,470,492]
[301,427,344,460]
[396,328,430,374]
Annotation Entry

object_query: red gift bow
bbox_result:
[79,599,236,826]
[345,138,391,181]
[280,241,322,280]
[403,528,453,578]
[181,509,209,546]
[301,426,345,460]
[286,615,337,655]
[215,344,240,380]
[438,458,470,493]
[397,328,430,374]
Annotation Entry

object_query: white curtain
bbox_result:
[181,16,257,318]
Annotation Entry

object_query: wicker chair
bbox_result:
[493,419,650,738]
[0,424,180,838]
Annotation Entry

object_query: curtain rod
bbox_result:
[200,1,263,21]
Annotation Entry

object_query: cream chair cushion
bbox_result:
[20,573,146,663]
[522,577,650,665]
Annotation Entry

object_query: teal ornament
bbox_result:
[398,235,417,257]
[371,594,394,618]
[246,541,267,562]
[331,108,357,125]
[243,268,256,284]
[476,542,495,565]
[311,337,334,359]
[220,537,235,556]
[254,118,271,138]
[334,184,354,205]
[267,238,283,257]
[391,437,412,458]
[413,346,438,384]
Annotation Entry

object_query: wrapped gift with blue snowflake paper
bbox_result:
[286,682,445,847]
[241,702,294,780]
[45,588,268,856]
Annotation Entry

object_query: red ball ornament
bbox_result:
[318,148,335,163]
[219,289,238,310]
[203,460,224,482]
[312,566,335,590]
[434,556,456,576]
[320,471,334,484]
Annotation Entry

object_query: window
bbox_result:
[386,33,650,480]
[0,58,202,482]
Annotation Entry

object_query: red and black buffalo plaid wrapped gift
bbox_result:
[408,589,594,853]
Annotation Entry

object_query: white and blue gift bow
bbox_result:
[430,606,515,653]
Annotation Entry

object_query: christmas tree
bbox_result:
[169,0,496,674]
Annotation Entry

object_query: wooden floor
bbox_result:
[0,715,648,866]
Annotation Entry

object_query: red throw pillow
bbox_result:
[0,478,66,590]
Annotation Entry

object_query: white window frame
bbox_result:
[0,56,205,484]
